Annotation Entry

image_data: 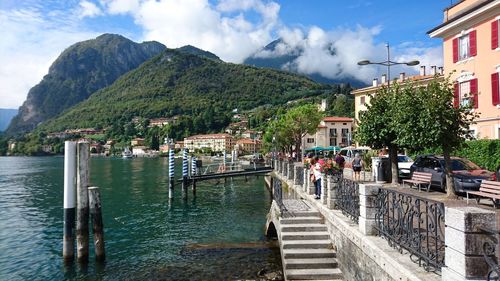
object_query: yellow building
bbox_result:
[236,138,262,153]
[428,0,500,139]
[184,133,234,152]
[302,116,354,149]
[352,68,444,123]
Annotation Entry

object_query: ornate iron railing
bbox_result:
[295,165,304,187]
[273,178,286,214]
[288,162,295,181]
[374,188,445,272]
[335,178,359,223]
[478,227,500,280]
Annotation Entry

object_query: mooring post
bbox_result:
[182,148,188,200]
[168,146,174,199]
[223,150,227,183]
[88,187,105,262]
[63,141,77,263]
[76,141,90,263]
[191,155,197,196]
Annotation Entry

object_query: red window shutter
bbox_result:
[454,83,459,108]
[452,38,459,63]
[493,20,499,50]
[469,30,477,57]
[470,78,478,109]
[493,72,500,105]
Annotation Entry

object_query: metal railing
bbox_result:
[295,165,304,187]
[478,227,500,280]
[273,178,286,213]
[288,162,294,181]
[374,188,445,272]
[335,178,359,223]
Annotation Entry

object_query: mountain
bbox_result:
[40,48,330,135]
[177,45,221,61]
[0,109,18,132]
[244,39,365,87]
[6,33,166,135]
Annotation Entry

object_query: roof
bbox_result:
[323,117,353,122]
[237,138,262,144]
[351,75,443,95]
[427,0,496,35]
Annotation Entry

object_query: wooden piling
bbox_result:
[76,141,90,263]
[88,187,105,262]
[63,141,77,263]
[191,156,197,196]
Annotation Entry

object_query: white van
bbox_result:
[339,146,371,163]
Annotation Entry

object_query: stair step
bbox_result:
[286,211,320,218]
[282,231,330,240]
[285,258,338,269]
[283,249,336,259]
[281,224,327,232]
[281,217,322,224]
[286,268,342,280]
[283,240,332,249]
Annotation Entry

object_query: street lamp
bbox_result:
[357,43,420,87]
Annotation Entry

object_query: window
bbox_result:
[341,129,349,145]
[329,138,337,146]
[453,30,476,62]
[492,19,499,50]
[329,128,337,137]
[307,138,315,143]
[492,72,500,106]
[360,96,365,105]
[341,128,349,137]
[454,79,478,108]
[459,34,470,60]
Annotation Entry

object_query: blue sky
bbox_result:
[0,0,453,109]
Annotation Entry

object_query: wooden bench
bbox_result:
[402,172,433,192]
[466,180,500,208]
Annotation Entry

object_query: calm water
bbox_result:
[0,157,280,280]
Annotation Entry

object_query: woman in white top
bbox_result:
[310,157,322,199]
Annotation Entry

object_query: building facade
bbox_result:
[428,0,500,139]
[352,68,444,123]
[184,133,234,152]
[235,138,262,153]
[302,117,354,150]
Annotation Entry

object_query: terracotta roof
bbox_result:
[237,138,262,144]
[323,117,353,122]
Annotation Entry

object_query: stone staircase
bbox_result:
[280,211,342,280]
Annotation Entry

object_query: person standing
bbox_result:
[334,152,345,175]
[351,153,363,181]
[310,157,322,199]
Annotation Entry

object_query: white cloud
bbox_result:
[99,0,280,63]
[251,24,442,84]
[79,0,103,18]
[0,7,97,109]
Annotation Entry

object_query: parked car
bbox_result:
[379,155,414,180]
[410,155,496,193]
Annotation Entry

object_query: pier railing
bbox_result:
[273,178,286,215]
[374,188,445,272]
[335,178,360,224]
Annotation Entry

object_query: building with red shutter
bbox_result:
[428,0,500,139]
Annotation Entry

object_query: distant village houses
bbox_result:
[184,134,234,152]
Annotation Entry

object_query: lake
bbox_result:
[0,156,281,280]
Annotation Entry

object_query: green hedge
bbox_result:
[410,139,500,171]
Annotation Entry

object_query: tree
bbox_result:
[355,84,402,184]
[394,76,477,197]
[263,104,323,161]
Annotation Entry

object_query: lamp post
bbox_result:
[357,43,420,87]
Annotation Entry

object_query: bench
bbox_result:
[466,180,500,208]
[402,172,433,192]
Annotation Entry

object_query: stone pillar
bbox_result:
[320,173,327,204]
[442,207,496,281]
[303,168,308,193]
[327,175,338,209]
[358,184,381,235]
[293,165,300,186]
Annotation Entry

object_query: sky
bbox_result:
[0,0,454,109]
